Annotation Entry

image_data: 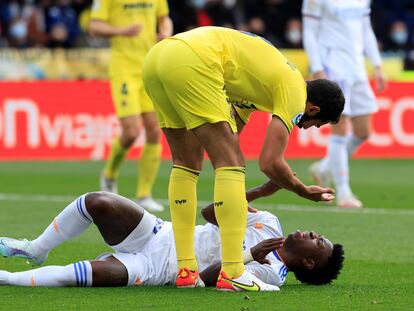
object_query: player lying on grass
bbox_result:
[0,185,344,291]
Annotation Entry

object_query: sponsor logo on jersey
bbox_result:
[124,2,153,10]
[227,97,258,110]
[291,112,304,125]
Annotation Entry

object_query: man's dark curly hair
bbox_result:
[306,79,345,124]
[293,244,344,286]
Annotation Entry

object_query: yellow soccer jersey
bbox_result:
[90,0,169,77]
[173,27,306,133]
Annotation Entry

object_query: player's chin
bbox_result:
[285,230,302,245]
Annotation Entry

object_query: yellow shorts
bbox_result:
[110,75,154,118]
[142,38,236,132]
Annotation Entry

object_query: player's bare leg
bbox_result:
[101,115,141,193]
[349,114,371,154]
[136,112,164,212]
[162,128,205,287]
[0,192,144,287]
[90,256,129,287]
[85,192,145,245]
[0,192,144,263]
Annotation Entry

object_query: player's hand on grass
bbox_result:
[303,185,335,203]
[251,238,285,265]
[120,24,142,37]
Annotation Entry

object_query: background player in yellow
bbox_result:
[142,26,345,291]
[89,0,172,212]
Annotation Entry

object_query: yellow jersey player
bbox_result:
[142,26,345,291]
[89,0,173,212]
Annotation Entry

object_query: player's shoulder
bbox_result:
[247,211,283,234]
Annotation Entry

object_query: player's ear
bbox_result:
[302,257,316,270]
[305,102,321,117]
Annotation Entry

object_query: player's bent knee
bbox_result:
[354,131,370,142]
[85,192,115,220]
[120,133,138,149]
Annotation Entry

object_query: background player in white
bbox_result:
[0,186,344,290]
[302,0,386,208]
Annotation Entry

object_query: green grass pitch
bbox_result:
[0,159,413,310]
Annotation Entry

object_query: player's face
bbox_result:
[285,230,334,267]
[298,102,334,129]
[297,117,328,129]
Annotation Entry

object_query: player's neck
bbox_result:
[275,248,291,270]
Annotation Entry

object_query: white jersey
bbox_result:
[108,211,289,287]
[302,0,381,79]
[172,211,287,287]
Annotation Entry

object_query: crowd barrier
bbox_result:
[0,81,413,160]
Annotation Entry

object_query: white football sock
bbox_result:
[1,261,92,287]
[328,135,352,197]
[31,195,92,256]
[318,157,330,174]
[346,134,364,157]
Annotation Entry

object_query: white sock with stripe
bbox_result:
[30,195,93,257]
[346,134,365,157]
[0,261,92,287]
[328,135,352,197]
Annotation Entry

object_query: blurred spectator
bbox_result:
[204,0,245,29]
[0,0,47,48]
[281,18,302,49]
[45,0,80,48]
[371,0,414,52]
[168,1,198,33]
[243,0,301,47]
[243,0,286,45]
[387,20,409,52]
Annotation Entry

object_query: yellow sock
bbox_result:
[169,165,200,271]
[136,143,162,198]
[214,166,247,278]
[103,138,128,179]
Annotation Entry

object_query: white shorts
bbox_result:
[97,211,175,286]
[332,78,378,117]
[321,48,378,117]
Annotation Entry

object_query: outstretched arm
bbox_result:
[363,16,386,92]
[302,0,324,76]
[259,117,334,202]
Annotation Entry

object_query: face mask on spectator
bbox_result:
[391,30,408,45]
[9,21,28,40]
[287,29,301,44]
[190,0,205,9]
